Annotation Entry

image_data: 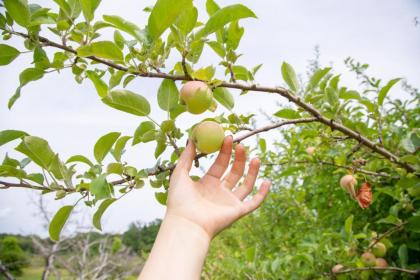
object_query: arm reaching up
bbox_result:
[139,136,271,280]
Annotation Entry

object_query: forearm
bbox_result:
[138,213,211,280]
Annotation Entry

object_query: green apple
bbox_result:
[372,242,386,257]
[191,121,224,154]
[180,81,213,114]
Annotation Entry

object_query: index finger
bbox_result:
[173,140,196,175]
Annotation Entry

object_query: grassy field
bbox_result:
[18,267,71,280]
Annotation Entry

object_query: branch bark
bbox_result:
[4,30,417,174]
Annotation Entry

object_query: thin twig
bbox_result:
[367,222,407,250]
[265,160,393,178]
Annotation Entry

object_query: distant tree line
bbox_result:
[0,219,161,279]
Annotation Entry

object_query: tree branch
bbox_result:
[4,30,417,173]
[335,266,420,276]
[0,180,69,192]
[266,160,393,178]
[236,118,319,142]
[367,222,407,250]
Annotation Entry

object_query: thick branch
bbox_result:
[5,30,417,173]
[335,266,420,275]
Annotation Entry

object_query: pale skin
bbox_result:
[138,136,271,280]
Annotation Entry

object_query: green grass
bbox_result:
[18,267,71,280]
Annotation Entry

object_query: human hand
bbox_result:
[166,136,271,239]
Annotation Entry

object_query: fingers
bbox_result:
[222,144,246,189]
[203,136,233,180]
[240,180,271,215]
[173,140,196,175]
[233,158,260,199]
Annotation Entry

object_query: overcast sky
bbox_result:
[1,0,419,237]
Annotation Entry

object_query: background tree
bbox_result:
[0,236,29,277]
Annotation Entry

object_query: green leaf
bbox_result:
[193,66,215,80]
[213,87,234,110]
[274,108,301,119]
[339,90,360,100]
[199,4,256,37]
[398,244,408,268]
[77,41,124,62]
[112,136,131,161]
[79,0,101,22]
[154,140,167,158]
[102,89,151,116]
[378,78,401,106]
[107,162,123,174]
[0,44,20,65]
[9,67,45,108]
[0,130,28,147]
[307,67,331,91]
[90,174,112,200]
[207,41,225,58]
[86,71,108,97]
[175,6,198,34]
[344,215,353,235]
[103,15,147,43]
[148,0,193,40]
[157,79,179,112]
[0,165,26,179]
[19,67,44,87]
[33,46,50,69]
[226,21,244,50]
[206,0,220,16]
[161,120,175,133]
[155,191,168,205]
[4,0,31,27]
[49,205,74,241]
[407,216,420,233]
[281,62,299,92]
[15,136,55,169]
[66,155,93,167]
[94,132,121,163]
[93,198,116,231]
[133,121,156,145]
[401,133,416,153]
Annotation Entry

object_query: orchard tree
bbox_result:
[0,0,419,278]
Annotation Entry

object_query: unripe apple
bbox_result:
[306,146,316,155]
[331,264,344,273]
[361,252,376,267]
[340,174,357,198]
[375,258,388,268]
[360,270,372,280]
[372,242,386,257]
[191,121,224,154]
[180,81,213,114]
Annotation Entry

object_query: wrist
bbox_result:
[163,212,212,245]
